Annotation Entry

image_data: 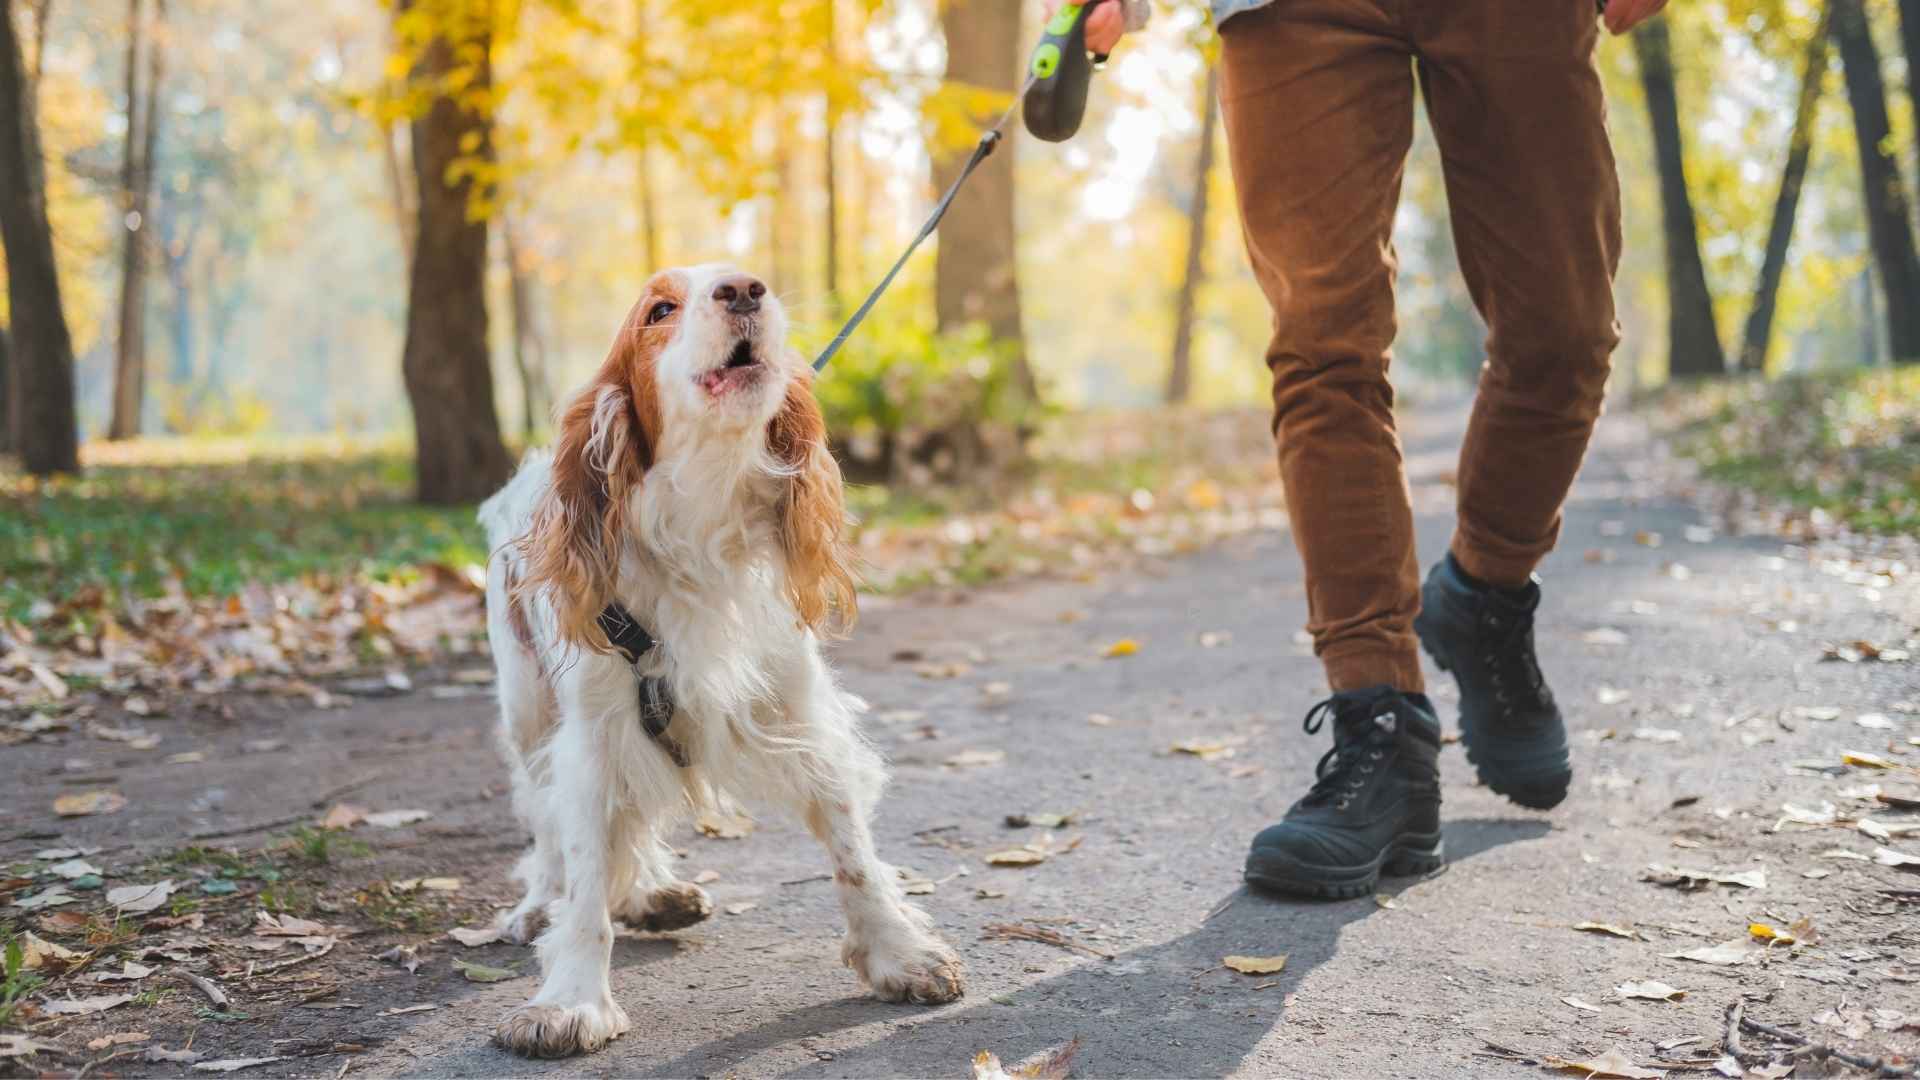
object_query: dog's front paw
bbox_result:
[847,933,966,1005]
[616,881,713,933]
[493,998,631,1058]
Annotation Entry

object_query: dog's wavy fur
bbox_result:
[478,265,962,1059]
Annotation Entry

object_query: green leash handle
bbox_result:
[1023,2,1105,143]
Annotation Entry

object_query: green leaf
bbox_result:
[453,958,519,983]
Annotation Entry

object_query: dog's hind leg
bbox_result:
[612,825,713,932]
[768,651,965,1005]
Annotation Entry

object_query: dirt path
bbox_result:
[6,404,1919,1078]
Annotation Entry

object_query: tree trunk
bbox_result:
[1739,13,1829,375]
[0,0,79,475]
[502,214,546,442]
[934,0,1035,399]
[110,0,162,440]
[25,0,45,84]
[1633,16,1726,378]
[0,321,12,453]
[399,0,513,504]
[1166,63,1218,404]
[822,0,838,313]
[1897,0,1919,191]
[1834,0,1920,363]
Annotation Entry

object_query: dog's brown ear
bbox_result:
[768,372,857,635]
[517,325,658,651]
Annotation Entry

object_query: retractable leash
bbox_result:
[811,0,1108,371]
[614,8,1110,766]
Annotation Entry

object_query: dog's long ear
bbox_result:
[517,323,658,651]
[768,370,857,635]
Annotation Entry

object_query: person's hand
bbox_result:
[1602,0,1670,35]
[1042,0,1127,56]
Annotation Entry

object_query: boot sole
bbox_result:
[1243,834,1445,901]
[1415,623,1571,812]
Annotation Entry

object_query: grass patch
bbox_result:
[0,441,484,622]
[1,934,45,1026]
[1653,367,1920,534]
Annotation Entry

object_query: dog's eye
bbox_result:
[645,300,678,326]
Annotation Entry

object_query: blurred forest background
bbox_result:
[1,0,1918,640]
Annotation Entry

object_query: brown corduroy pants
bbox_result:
[1217,0,1624,693]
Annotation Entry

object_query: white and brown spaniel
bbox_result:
[478,264,965,1058]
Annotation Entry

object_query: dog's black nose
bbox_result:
[711,274,766,315]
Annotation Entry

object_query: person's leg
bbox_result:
[1222,1,1445,900]
[1219,0,1422,696]
[1416,3,1622,585]
[1408,2,1622,810]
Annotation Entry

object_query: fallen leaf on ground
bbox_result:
[166,751,206,764]
[1595,687,1631,706]
[1543,1049,1664,1079]
[378,1004,439,1017]
[47,858,103,880]
[1642,865,1765,890]
[53,790,127,817]
[1615,980,1685,1001]
[1664,939,1758,966]
[724,902,757,915]
[1573,922,1637,939]
[86,1032,150,1050]
[18,931,81,971]
[1223,955,1288,975]
[986,849,1047,867]
[35,911,88,934]
[1170,738,1236,760]
[1774,802,1839,830]
[107,880,175,914]
[378,945,421,973]
[1086,714,1114,727]
[0,1035,56,1058]
[41,992,135,1015]
[693,869,721,884]
[1844,750,1897,769]
[1102,639,1139,658]
[1562,996,1603,1013]
[915,662,972,679]
[1583,628,1630,646]
[364,809,432,828]
[11,885,76,910]
[1630,728,1681,743]
[1857,713,1898,730]
[1198,631,1231,648]
[191,1057,285,1072]
[146,1046,201,1064]
[452,958,518,983]
[971,1037,1080,1080]
[945,749,1007,768]
[448,925,504,947]
[417,877,460,891]
[1873,846,1920,869]
[695,811,754,839]
[254,912,327,936]
[318,803,366,830]
[92,961,155,982]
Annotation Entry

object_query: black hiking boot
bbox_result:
[1413,554,1571,810]
[1244,687,1444,900]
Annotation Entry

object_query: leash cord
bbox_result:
[812,74,1039,372]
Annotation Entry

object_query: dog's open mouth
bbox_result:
[699,338,764,397]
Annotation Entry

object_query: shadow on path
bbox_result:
[636,817,1549,1079]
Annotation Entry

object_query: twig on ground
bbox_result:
[982,922,1115,961]
[73,1045,148,1080]
[188,811,311,841]
[310,772,385,809]
[780,874,831,886]
[1739,1008,1917,1077]
[178,970,229,1008]
[1723,1001,1761,1065]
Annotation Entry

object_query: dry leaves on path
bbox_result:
[1222,955,1288,975]
[52,790,126,817]
[971,1038,1080,1080]
[1542,1048,1665,1079]
[1664,939,1760,967]
[1642,865,1766,890]
[1615,980,1686,1002]
[40,992,135,1016]
[106,880,175,914]
[1573,922,1638,940]
[452,958,518,983]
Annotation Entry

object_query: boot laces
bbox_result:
[1301,697,1397,810]
[1481,594,1553,719]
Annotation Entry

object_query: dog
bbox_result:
[477,264,966,1058]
